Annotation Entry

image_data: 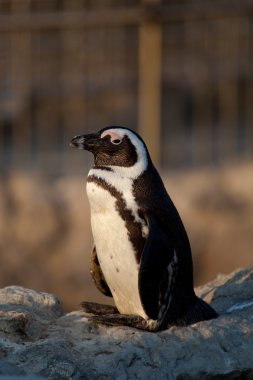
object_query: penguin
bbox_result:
[70,126,217,331]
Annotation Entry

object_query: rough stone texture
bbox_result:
[0,268,253,379]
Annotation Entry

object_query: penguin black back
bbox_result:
[70,126,218,331]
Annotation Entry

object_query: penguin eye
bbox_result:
[111,139,122,145]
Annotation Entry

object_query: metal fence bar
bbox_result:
[0,2,253,32]
[138,0,162,168]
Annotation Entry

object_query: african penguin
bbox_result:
[70,126,217,331]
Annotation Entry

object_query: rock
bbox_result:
[0,360,25,376]
[0,268,253,379]
[0,287,64,341]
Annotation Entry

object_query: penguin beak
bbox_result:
[69,133,101,152]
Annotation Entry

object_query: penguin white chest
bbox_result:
[86,180,147,319]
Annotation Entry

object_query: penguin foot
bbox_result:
[80,301,119,315]
[88,313,147,330]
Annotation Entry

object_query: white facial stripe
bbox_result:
[101,130,122,142]
[101,128,148,178]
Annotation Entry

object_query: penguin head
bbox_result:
[70,126,150,169]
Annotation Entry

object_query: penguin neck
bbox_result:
[91,153,149,181]
[88,165,137,197]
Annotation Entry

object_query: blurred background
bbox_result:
[0,0,252,311]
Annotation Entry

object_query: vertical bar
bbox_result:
[184,86,194,166]
[138,0,162,168]
[2,119,13,166]
[181,20,195,167]
[237,74,246,156]
[61,0,87,172]
[161,23,185,168]
[243,16,253,158]
[217,18,239,162]
[190,20,209,166]
[10,0,31,167]
[211,79,220,165]
[30,90,39,162]
[235,18,246,157]
[0,32,9,169]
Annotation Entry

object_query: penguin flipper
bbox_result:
[139,215,175,320]
[90,245,112,297]
[139,216,218,328]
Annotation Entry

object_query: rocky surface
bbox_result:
[0,268,253,379]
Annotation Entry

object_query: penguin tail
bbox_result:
[174,296,218,327]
